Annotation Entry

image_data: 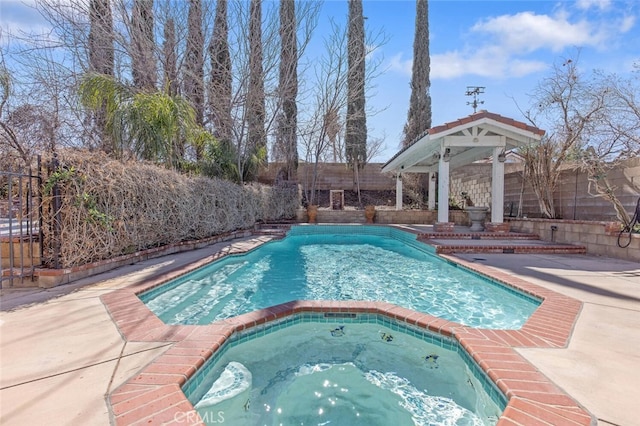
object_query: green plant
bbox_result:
[43,166,76,195]
[76,192,114,230]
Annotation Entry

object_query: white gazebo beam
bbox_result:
[447,148,493,169]
[443,135,504,147]
[402,165,435,173]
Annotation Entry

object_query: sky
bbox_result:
[1,0,639,162]
[357,0,639,161]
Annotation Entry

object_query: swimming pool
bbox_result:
[140,225,540,329]
[183,314,504,426]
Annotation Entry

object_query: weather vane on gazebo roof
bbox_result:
[465,86,485,113]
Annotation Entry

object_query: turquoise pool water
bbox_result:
[183,315,504,426]
[141,226,539,329]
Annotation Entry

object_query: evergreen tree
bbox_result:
[247,0,266,159]
[88,0,114,77]
[275,0,298,180]
[130,0,157,92]
[162,18,178,97]
[208,0,233,149]
[184,0,204,126]
[345,0,367,169]
[403,0,431,147]
[88,0,114,152]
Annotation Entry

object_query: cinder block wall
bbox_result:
[507,218,640,263]
[261,159,640,221]
[452,158,640,221]
[503,157,640,221]
[450,164,493,208]
[259,163,396,191]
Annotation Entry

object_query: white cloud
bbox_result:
[620,15,636,33]
[471,11,601,53]
[575,0,612,11]
[431,48,547,80]
[0,1,51,40]
[426,5,634,81]
[388,52,412,77]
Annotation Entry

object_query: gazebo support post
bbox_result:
[379,112,544,235]
[428,172,436,210]
[486,145,510,233]
[435,151,454,232]
[395,173,403,211]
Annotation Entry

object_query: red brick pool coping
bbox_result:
[101,233,593,426]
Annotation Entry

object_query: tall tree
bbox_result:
[208,0,233,149]
[130,0,156,91]
[184,0,205,160]
[345,0,367,170]
[162,17,178,97]
[184,0,204,126]
[403,0,431,146]
[274,0,298,180]
[88,0,114,152]
[88,0,114,77]
[247,0,266,160]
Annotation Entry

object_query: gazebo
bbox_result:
[381,111,544,232]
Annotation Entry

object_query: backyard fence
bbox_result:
[0,158,43,287]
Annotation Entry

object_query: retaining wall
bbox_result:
[261,159,640,222]
[295,208,470,225]
[259,162,396,191]
[506,218,639,263]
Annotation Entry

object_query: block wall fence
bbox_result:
[261,158,640,222]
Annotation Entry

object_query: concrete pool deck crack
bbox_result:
[0,342,172,391]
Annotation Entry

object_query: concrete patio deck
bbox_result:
[1,229,638,425]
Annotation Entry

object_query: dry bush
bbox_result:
[41,150,297,268]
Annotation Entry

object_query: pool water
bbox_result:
[141,229,539,329]
[185,321,503,426]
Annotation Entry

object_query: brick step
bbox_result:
[419,232,541,240]
[255,223,292,235]
[431,243,587,255]
[253,229,287,236]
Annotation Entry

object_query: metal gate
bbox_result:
[0,159,42,288]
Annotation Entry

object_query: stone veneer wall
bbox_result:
[507,218,640,262]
